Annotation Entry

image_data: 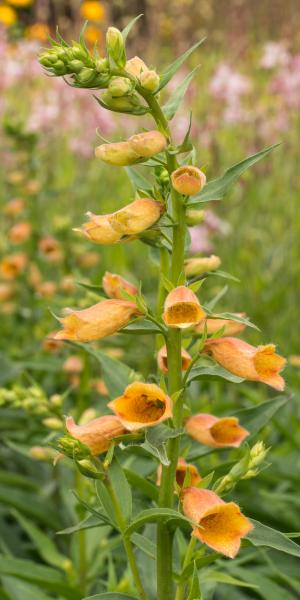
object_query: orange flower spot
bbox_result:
[182,487,253,558]
[163,286,205,329]
[108,382,172,430]
[157,345,192,373]
[204,337,286,391]
[186,413,249,448]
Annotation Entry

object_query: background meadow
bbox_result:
[0,1,300,598]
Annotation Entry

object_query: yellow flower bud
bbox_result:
[42,417,63,430]
[76,213,122,244]
[106,26,126,68]
[95,140,140,166]
[109,198,163,235]
[185,209,206,226]
[184,255,221,277]
[108,76,133,97]
[140,69,160,92]
[125,56,148,77]
[171,166,206,196]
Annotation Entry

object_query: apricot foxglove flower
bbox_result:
[108,382,172,430]
[0,253,27,279]
[66,415,127,455]
[156,457,201,488]
[95,131,167,165]
[163,286,205,329]
[204,337,286,390]
[102,272,138,299]
[8,222,32,244]
[53,299,140,342]
[109,198,163,235]
[171,166,206,196]
[195,314,247,336]
[125,56,148,77]
[77,214,122,244]
[184,255,221,277]
[182,487,253,558]
[128,131,167,157]
[157,345,192,373]
[186,413,249,448]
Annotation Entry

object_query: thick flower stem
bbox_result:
[106,479,147,600]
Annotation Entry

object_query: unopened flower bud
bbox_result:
[108,76,133,97]
[248,441,268,469]
[140,69,160,92]
[77,67,95,84]
[129,130,167,157]
[106,27,126,68]
[125,56,148,77]
[95,140,140,166]
[171,166,206,196]
[184,255,221,277]
[69,59,85,73]
[29,446,56,461]
[57,434,91,460]
[42,417,63,430]
[96,58,109,72]
[103,272,138,299]
[50,394,63,407]
[101,90,146,114]
[186,209,206,226]
[109,198,163,235]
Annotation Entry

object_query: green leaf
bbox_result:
[122,14,143,41]
[142,425,183,466]
[162,66,199,120]
[108,458,132,524]
[0,557,80,599]
[57,514,107,535]
[73,343,137,398]
[234,396,288,439]
[72,490,113,527]
[0,486,60,529]
[187,365,244,385]
[125,166,152,194]
[204,310,259,331]
[179,553,219,582]
[95,480,118,527]
[84,594,138,600]
[12,511,70,571]
[0,352,22,385]
[200,571,258,589]
[125,507,192,536]
[187,563,202,599]
[121,319,162,334]
[227,567,296,600]
[187,143,280,206]
[1,576,53,600]
[124,468,159,501]
[157,38,206,92]
[131,532,156,559]
[247,519,300,557]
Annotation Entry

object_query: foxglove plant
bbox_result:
[39,17,286,600]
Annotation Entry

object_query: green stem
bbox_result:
[175,537,197,600]
[106,479,147,600]
[143,92,187,600]
[75,471,87,595]
[156,247,169,349]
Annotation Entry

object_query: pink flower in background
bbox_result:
[209,64,251,102]
[260,42,290,69]
[189,210,230,254]
[271,55,300,109]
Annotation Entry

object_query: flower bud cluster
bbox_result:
[0,384,63,420]
[39,41,110,89]
[214,441,269,494]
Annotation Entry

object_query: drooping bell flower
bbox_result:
[157,345,192,373]
[185,413,249,448]
[156,457,201,488]
[102,271,138,300]
[163,286,205,329]
[109,198,163,236]
[53,299,140,342]
[204,337,286,391]
[66,415,127,455]
[76,213,122,244]
[182,487,253,558]
[108,382,172,431]
[171,166,206,196]
[195,314,247,337]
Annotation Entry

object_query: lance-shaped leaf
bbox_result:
[157,38,206,92]
[141,425,183,465]
[234,395,288,439]
[125,507,193,536]
[203,309,260,331]
[187,563,202,599]
[187,143,280,206]
[187,364,244,385]
[122,14,143,41]
[84,594,139,600]
[108,458,132,524]
[162,66,199,120]
[246,519,300,557]
[125,166,153,195]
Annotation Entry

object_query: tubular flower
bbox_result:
[53,299,140,342]
[109,198,163,236]
[108,382,172,430]
[184,255,221,277]
[129,131,167,157]
[77,213,122,244]
[102,272,138,300]
[171,166,206,196]
[66,415,127,455]
[182,487,253,558]
[163,286,205,329]
[204,337,286,391]
[8,222,32,244]
[195,314,247,337]
[157,458,201,488]
[95,131,167,166]
[157,345,192,373]
[186,413,249,448]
